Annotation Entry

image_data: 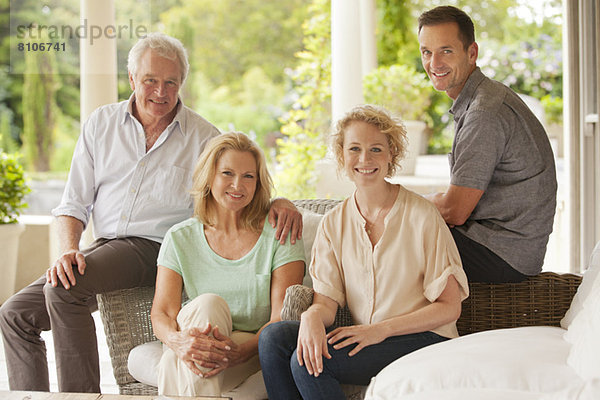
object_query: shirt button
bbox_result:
[121,215,127,221]
[130,188,136,193]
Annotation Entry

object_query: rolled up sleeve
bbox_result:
[309,220,346,307]
[52,114,96,227]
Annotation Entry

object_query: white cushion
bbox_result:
[540,379,600,400]
[365,326,582,399]
[373,388,543,400]
[128,340,162,386]
[298,207,324,288]
[565,272,600,380]
[561,241,600,329]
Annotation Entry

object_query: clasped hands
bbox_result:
[170,323,244,378]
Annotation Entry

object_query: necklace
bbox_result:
[365,206,386,235]
[362,187,394,236]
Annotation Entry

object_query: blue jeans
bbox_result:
[259,320,448,400]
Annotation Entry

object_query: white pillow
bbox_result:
[298,207,324,288]
[561,241,600,329]
[565,274,600,380]
[372,388,543,400]
[128,340,162,386]
[540,379,600,400]
[365,326,582,399]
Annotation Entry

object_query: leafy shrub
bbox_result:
[0,151,30,224]
[363,64,433,122]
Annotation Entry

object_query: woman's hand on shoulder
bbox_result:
[297,308,331,377]
[327,324,387,357]
[168,323,231,377]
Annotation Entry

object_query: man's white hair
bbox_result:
[127,32,189,85]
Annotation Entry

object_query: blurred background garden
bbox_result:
[1,0,563,201]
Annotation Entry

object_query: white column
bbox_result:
[331,0,364,122]
[80,0,118,122]
[360,0,377,77]
[79,0,117,247]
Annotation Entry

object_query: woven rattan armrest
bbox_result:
[97,286,156,388]
[281,272,582,336]
[456,271,582,335]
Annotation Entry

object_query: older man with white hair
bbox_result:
[0,32,301,393]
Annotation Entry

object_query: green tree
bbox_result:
[274,0,330,199]
[156,1,310,152]
[22,35,58,171]
[377,0,417,67]
[160,0,308,92]
[192,67,285,149]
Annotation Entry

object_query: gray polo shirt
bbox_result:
[449,67,557,275]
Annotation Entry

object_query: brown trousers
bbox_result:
[0,237,160,393]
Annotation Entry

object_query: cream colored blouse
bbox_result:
[309,185,469,339]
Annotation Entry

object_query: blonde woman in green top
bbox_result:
[151,132,305,397]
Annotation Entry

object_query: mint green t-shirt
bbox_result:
[157,216,305,332]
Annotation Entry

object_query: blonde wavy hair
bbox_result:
[332,105,408,177]
[191,132,273,232]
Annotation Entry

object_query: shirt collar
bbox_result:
[122,93,186,136]
[449,67,485,118]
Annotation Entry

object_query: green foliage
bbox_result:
[22,34,58,172]
[426,91,453,154]
[376,0,418,67]
[274,0,330,199]
[160,0,308,93]
[540,94,563,125]
[0,105,17,153]
[194,67,285,150]
[0,151,30,224]
[50,112,79,171]
[363,64,433,122]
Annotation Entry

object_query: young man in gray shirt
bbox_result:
[418,6,557,283]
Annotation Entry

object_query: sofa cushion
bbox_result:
[561,241,600,329]
[365,326,582,399]
[128,340,162,387]
[565,270,600,380]
[539,379,600,400]
[375,388,544,400]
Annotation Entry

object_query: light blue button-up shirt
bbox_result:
[52,95,220,243]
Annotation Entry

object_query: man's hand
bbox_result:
[425,185,483,226]
[46,250,86,290]
[268,198,303,245]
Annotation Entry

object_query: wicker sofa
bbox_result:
[96,199,582,396]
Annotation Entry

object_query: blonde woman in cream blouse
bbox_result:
[258,105,469,400]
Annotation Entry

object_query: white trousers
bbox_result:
[157,293,261,397]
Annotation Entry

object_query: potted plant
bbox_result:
[363,64,434,175]
[0,151,30,304]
